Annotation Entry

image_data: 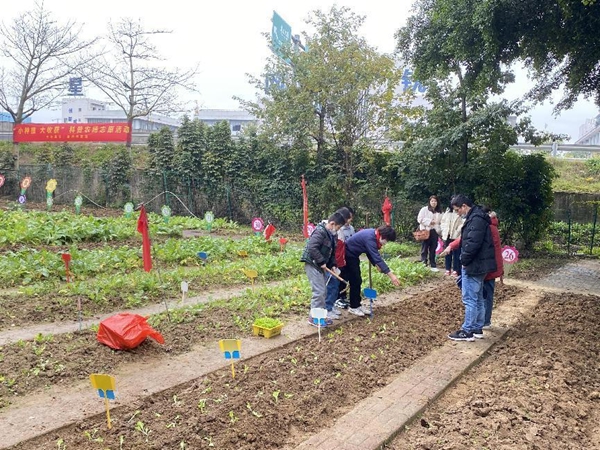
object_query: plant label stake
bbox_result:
[161,205,171,223]
[310,307,327,342]
[124,202,134,218]
[180,281,189,303]
[204,211,214,232]
[279,237,288,252]
[218,339,241,379]
[18,176,31,210]
[197,251,208,265]
[243,268,258,286]
[90,374,116,429]
[61,253,72,283]
[45,179,57,211]
[237,250,249,258]
[251,217,264,236]
[74,194,83,214]
[363,287,377,319]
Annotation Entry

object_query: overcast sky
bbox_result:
[2,0,598,142]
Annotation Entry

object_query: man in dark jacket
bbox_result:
[448,194,497,341]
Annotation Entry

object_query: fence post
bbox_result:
[162,171,170,208]
[590,203,598,255]
[567,209,572,256]
[226,185,232,221]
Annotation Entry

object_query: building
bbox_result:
[61,97,181,145]
[0,112,32,141]
[195,109,258,135]
[576,114,600,146]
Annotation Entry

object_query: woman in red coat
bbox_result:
[482,208,504,327]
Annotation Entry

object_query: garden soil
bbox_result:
[2,259,599,449]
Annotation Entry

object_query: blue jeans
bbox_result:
[325,273,340,311]
[483,279,496,326]
[444,239,461,273]
[460,267,485,333]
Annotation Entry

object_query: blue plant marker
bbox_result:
[197,251,208,264]
[363,288,377,319]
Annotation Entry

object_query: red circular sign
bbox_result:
[0,175,5,188]
[251,217,264,232]
[501,246,519,264]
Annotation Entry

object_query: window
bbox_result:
[68,117,72,122]
[232,124,241,132]
[78,108,82,112]
[68,108,73,113]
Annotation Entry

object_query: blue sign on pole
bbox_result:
[271,11,292,60]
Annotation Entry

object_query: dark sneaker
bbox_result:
[334,299,350,309]
[472,329,484,339]
[448,329,475,342]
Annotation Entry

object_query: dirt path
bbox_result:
[0,281,281,346]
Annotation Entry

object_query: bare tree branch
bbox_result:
[77,18,199,147]
[0,1,99,123]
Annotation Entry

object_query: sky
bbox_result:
[2,0,598,142]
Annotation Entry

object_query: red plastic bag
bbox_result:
[97,313,164,350]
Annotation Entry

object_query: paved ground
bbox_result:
[293,259,600,450]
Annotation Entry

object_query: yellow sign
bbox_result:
[46,179,57,193]
[219,339,241,379]
[90,374,116,429]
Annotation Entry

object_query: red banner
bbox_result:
[13,123,130,143]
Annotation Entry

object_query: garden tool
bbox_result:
[324,267,349,294]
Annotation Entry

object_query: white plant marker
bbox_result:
[180,281,189,303]
[310,307,327,343]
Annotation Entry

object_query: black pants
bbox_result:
[345,255,363,309]
[420,229,438,268]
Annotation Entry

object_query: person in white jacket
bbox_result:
[440,207,464,276]
[417,195,442,271]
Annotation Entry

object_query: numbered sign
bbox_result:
[306,222,316,236]
[501,245,519,264]
[205,211,214,232]
[0,174,5,189]
[251,217,264,233]
[18,194,26,204]
[161,205,171,223]
[310,307,328,342]
[124,202,134,218]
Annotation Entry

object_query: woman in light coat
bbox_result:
[440,207,464,276]
[417,195,442,271]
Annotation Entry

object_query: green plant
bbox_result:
[253,317,283,329]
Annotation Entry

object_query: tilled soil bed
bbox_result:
[386,291,600,450]
[6,283,521,449]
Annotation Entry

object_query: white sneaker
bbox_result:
[348,307,365,317]
[430,267,440,272]
[327,310,340,320]
[332,306,342,315]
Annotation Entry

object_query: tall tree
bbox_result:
[80,18,198,147]
[238,6,401,198]
[477,0,600,111]
[0,1,97,168]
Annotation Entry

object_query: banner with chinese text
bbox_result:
[13,123,130,143]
